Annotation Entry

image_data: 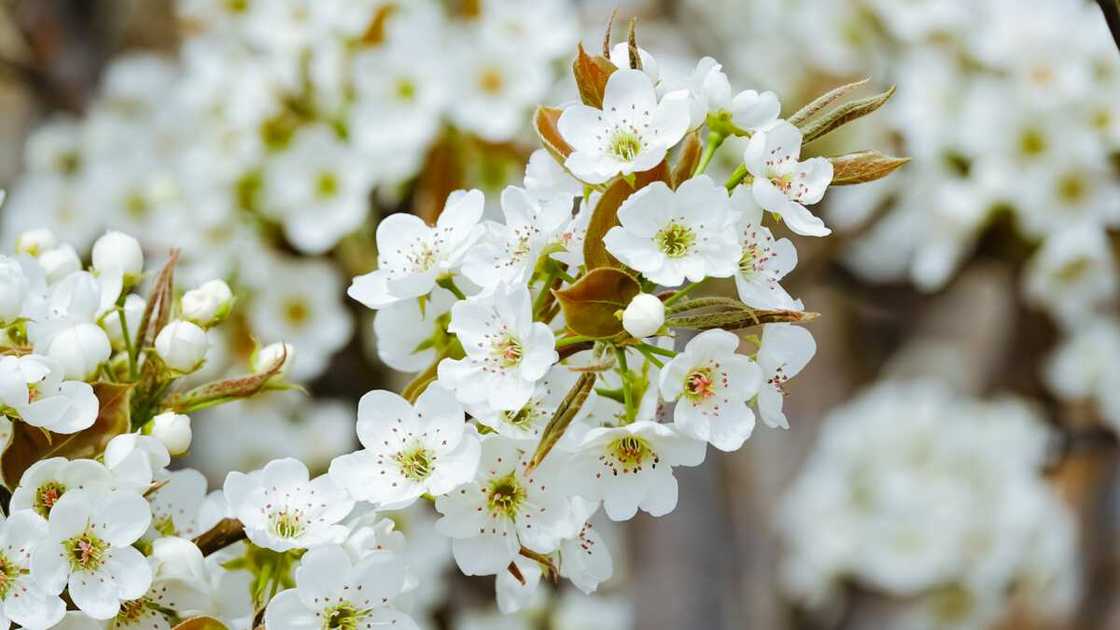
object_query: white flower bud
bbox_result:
[45,323,112,379]
[252,341,293,375]
[16,228,56,257]
[105,294,146,350]
[150,411,192,455]
[0,255,27,322]
[181,279,234,327]
[622,293,666,339]
[38,245,81,284]
[155,319,210,373]
[92,230,144,284]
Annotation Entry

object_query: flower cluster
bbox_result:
[0,19,901,630]
[778,380,1080,629]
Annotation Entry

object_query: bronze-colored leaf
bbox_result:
[162,357,289,414]
[527,371,596,472]
[583,162,671,270]
[137,250,180,350]
[788,77,870,127]
[172,617,230,630]
[553,267,640,338]
[358,4,397,46]
[666,308,818,331]
[573,43,616,109]
[1,382,132,489]
[671,130,702,188]
[829,150,910,185]
[626,18,642,70]
[800,86,896,145]
[533,106,573,164]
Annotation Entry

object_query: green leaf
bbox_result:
[527,371,596,472]
[573,43,616,109]
[172,617,230,630]
[800,85,896,145]
[553,268,640,338]
[667,307,818,331]
[788,78,870,127]
[829,150,910,185]
[0,382,132,489]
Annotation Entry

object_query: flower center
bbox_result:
[0,553,22,600]
[117,600,148,624]
[492,335,523,368]
[405,242,438,273]
[153,514,178,538]
[395,78,416,102]
[394,447,434,482]
[271,509,306,539]
[486,473,526,519]
[655,222,696,258]
[315,172,339,200]
[478,67,505,95]
[34,481,66,517]
[324,602,368,630]
[1019,128,1047,157]
[683,367,716,401]
[608,436,655,472]
[609,130,643,161]
[502,401,541,430]
[65,529,109,572]
[283,298,310,326]
[1056,172,1087,204]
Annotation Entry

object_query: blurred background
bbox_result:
[0,1,1117,629]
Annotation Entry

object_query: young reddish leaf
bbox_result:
[573,43,616,109]
[1,382,132,489]
[533,106,574,163]
[800,86,896,145]
[788,77,870,127]
[829,150,910,185]
[671,130,703,188]
[137,250,180,350]
[553,267,640,338]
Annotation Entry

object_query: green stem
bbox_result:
[556,335,595,348]
[637,342,677,358]
[614,346,635,423]
[532,269,557,319]
[693,130,726,176]
[118,307,138,381]
[725,164,749,190]
[635,345,665,368]
[664,280,704,307]
[436,275,467,300]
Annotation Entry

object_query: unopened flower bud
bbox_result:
[155,319,209,373]
[252,341,293,375]
[622,293,665,339]
[38,245,81,284]
[16,228,56,257]
[45,323,111,379]
[92,230,144,285]
[150,411,192,456]
[181,279,234,327]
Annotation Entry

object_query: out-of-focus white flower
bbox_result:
[91,230,144,285]
[448,40,549,143]
[1046,318,1120,429]
[755,323,816,430]
[0,255,30,322]
[155,319,210,373]
[181,279,233,327]
[251,341,294,375]
[621,293,665,339]
[743,121,833,237]
[16,228,57,257]
[603,176,741,287]
[150,411,193,456]
[558,69,689,184]
[1023,222,1117,326]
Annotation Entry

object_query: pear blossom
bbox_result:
[449,40,550,143]
[91,230,144,286]
[149,411,192,456]
[180,279,233,327]
[224,458,354,552]
[251,341,295,375]
[608,42,659,82]
[622,293,665,339]
[731,188,802,310]
[558,499,613,595]
[743,121,834,237]
[523,149,583,202]
[348,189,484,309]
[660,329,763,452]
[30,489,153,620]
[0,510,66,629]
[569,420,706,521]
[28,271,111,380]
[434,437,575,576]
[329,385,481,509]
[0,354,98,434]
[373,289,456,373]
[471,366,588,441]
[676,57,781,131]
[145,468,207,540]
[437,284,558,412]
[496,553,544,614]
[603,176,741,287]
[126,536,217,623]
[558,69,689,184]
[462,186,573,288]
[36,246,81,285]
[15,228,56,257]
[755,324,817,430]
[155,319,209,373]
[1045,319,1120,429]
[103,434,171,492]
[264,544,418,630]
[1023,222,1117,325]
[0,255,31,323]
[10,458,113,518]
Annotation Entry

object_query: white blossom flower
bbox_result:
[10,458,112,519]
[675,57,781,131]
[103,293,144,352]
[349,189,484,310]
[264,544,418,630]
[660,329,763,452]
[30,489,153,620]
[0,510,66,629]
[28,271,111,380]
[0,255,33,323]
[743,121,833,237]
[1023,222,1117,326]
[251,341,294,375]
[372,288,456,373]
[603,176,741,287]
[180,279,233,328]
[569,420,706,521]
[224,458,354,552]
[755,324,816,429]
[523,149,583,203]
[731,187,801,310]
[149,412,192,456]
[462,186,572,288]
[434,437,575,576]
[104,434,171,492]
[622,293,666,339]
[91,230,143,287]
[437,284,558,412]
[608,42,659,82]
[145,468,207,541]
[36,246,81,285]
[558,69,689,184]
[558,499,613,595]
[1046,319,1120,429]
[155,320,209,374]
[471,366,588,442]
[329,385,480,509]
[126,536,217,623]
[0,354,98,434]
